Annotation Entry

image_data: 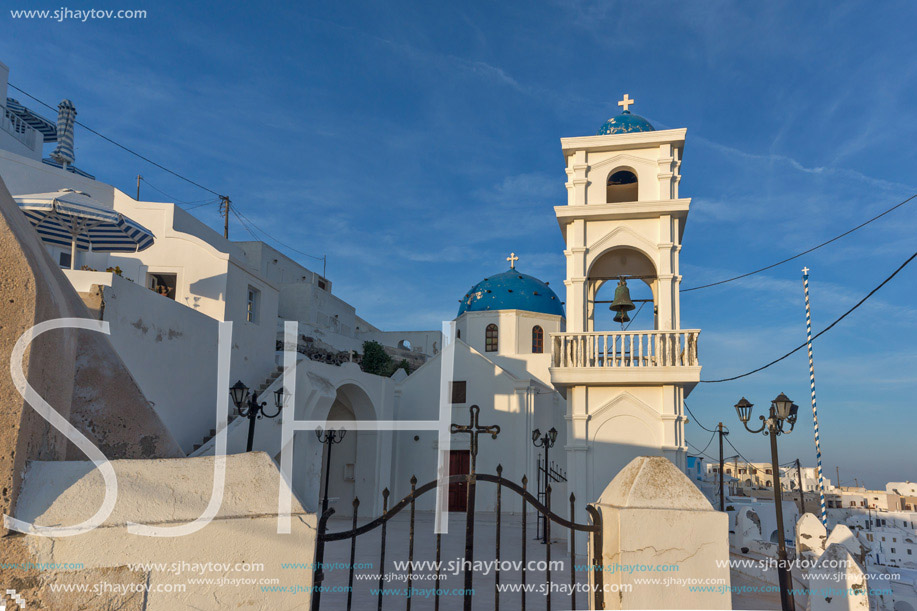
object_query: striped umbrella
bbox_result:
[14,189,154,269]
[50,99,76,167]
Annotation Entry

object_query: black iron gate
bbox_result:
[311,406,605,611]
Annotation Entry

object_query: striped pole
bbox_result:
[802,267,829,526]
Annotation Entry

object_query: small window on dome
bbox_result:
[607,169,638,203]
[485,324,498,352]
[532,326,544,353]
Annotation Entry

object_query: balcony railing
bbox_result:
[1,109,40,151]
[552,330,700,369]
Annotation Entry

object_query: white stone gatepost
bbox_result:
[808,544,870,611]
[590,456,731,610]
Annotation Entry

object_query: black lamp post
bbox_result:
[735,393,799,611]
[316,427,347,514]
[229,380,285,452]
[532,426,558,544]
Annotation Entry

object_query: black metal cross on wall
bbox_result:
[450,404,500,475]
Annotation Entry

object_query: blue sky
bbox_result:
[3,1,916,488]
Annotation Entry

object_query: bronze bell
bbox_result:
[613,309,630,324]
[609,278,636,314]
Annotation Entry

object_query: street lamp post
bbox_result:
[532,427,558,544]
[735,393,800,611]
[229,380,285,452]
[316,428,347,514]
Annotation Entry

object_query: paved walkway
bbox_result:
[318,511,585,610]
[317,511,781,610]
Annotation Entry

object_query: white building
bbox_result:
[1,60,711,529]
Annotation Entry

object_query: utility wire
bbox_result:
[10,83,329,266]
[229,206,261,241]
[685,402,776,476]
[232,206,326,262]
[182,199,221,211]
[723,436,769,475]
[139,177,216,206]
[684,401,717,433]
[695,430,718,455]
[686,440,719,462]
[701,250,917,383]
[8,83,223,197]
[623,300,647,331]
[683,193,917,292]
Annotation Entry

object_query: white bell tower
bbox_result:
[550,96,701,509]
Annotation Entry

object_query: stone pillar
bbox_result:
[796,512,829,561]
[824,524,868,567]
[808,544,869,611]
[591,456,731,610]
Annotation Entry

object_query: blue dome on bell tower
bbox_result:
[597,93,655,135]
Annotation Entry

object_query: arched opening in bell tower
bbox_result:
[606,168,638,203]
[586,247,657,332]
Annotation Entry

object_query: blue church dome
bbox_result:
[458,268,564,317]
[597,111,655,135]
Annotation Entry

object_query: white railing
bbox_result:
[552,330,700,369]
[1,109,40,151]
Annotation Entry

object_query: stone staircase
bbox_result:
[191,365,285,453]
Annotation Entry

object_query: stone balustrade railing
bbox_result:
[551,329,700,369]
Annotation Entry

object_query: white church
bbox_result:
[1,59,701,525]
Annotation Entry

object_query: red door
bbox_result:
[448,451,470,512]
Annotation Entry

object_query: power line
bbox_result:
[684,402,768,475]
[686,440,718,461]
[722,436,772,476]
[182,199,221,211]
[684,401,717,433]
[682,193,917,292]
[232,206,326,263]
[701,250,917,383]
[228,206,261,241]
[8,82,223,197]
[11,82,330,268]
[139,177,216,206]
[623,300,647,331]
[695,430,718,455]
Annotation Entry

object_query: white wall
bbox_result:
[65,270,274,453]
[455,309,561,386]
[0,148,115,205]
[392,341,565,514]
[14,454,316,611]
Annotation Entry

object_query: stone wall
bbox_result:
[0,175,181,605]
[13,453,316,610]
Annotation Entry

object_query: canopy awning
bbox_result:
[14,189,155,268]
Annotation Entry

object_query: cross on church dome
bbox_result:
[618,94,635,113]
[507,252,519,269]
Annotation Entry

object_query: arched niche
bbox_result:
[318,383,378,516]
[606,167,638,203]
[586,246,658,332]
